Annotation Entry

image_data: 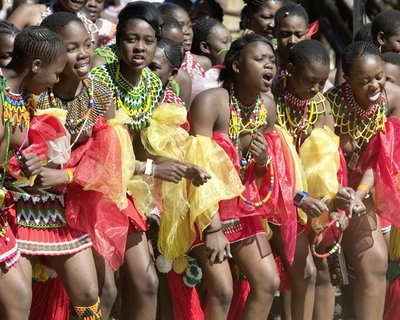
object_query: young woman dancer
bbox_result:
[325,41,400,320]
[0,25,66,320]
[188,33,299,320]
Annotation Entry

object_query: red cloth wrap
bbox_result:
[212,131,298,263]
[8,114,67,176]
[65,117,129,270]
[351,117,400,228]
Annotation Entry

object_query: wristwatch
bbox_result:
[294,191,309,208]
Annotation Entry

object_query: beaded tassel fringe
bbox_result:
[70,297,101,320]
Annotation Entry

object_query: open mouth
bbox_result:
[368,91,381,101]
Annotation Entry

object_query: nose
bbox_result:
[370,79,379,91]
[78,46,89,59]
[133,39,145,52]
[87,0,96,7]
[310,83,320,95]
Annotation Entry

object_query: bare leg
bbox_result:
[231,234,280,320]
[0,259,31,320]
[47,248,100,320]
[121,231,158,320]
[191,245,233,320]
[281,291,292,320]
[343,202,387,320]
[270,225,317,320]
[93,250,117,319]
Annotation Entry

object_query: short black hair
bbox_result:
[117,1,162,43]
[158,3,183,16]
[41,12,83,34]
[383,51,400,68]
[0,21,19,39]
[371,10,400,43]
[342,41,382,76]
[11,26,66,65]
[289,39,329,69]
[161,15,182,33]
[241,0,283,30]
[354,23,372,42]
[275,3,308,30]
[190,0,223,22]
[219,33,276,89]
[157,37,184,69]
[191,18,221,55]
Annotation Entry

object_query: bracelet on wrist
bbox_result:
[65,168,74,184]
[204,226,222,236]
[255,156,272,168]
[357,184,370,194]
[145,159,154,176]
[294,191,308,208]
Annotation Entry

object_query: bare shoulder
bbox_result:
[385,81,400,117]
[192,53,212,71]
[8,3,45,29]
[92,55,107,68]
[190,87,228,113]
[261,93,277,129]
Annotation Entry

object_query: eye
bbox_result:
[67,46,76,53]
[145,37,156,45]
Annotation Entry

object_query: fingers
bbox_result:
[20,153,42,176]
[208,250,217,265]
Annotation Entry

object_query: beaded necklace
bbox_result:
[1,77,35,129]
[94,62,162,131]
[276,77,326,150]
[328,82,386,155]
[228,88,274,207]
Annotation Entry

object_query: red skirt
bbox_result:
[126,196,148,234]
[12,191,92,256]
[0,212,20,269]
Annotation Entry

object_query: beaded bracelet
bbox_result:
[65,168,74,184]
[311,216,343,259]
[357,184,370,194]
[204,226,222,237]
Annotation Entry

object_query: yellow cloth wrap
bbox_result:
[106,109,136,210]
[35,108,68,124]
[299,126,340,230]
[390,225,400,261]
[0,189,4,207]
[141,103,243,259]
[275,125,308,225]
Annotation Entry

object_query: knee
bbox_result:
[132,265,159,298]
[10,286,31,318]
[357,249,388,280]
[209,283,233,309]
[101,278,117,308]
[251,271,280,297]
[305,258,317,284]
[73,281,99,306]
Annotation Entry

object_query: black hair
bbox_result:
[191,18,221,55]
[157,37,184,69]
[289,39,329,69]
[0,21,19,39]
[11,26,66,65]
[354,23,372,42]
[117,1,162,43]
[383,51,400,68]
[161,15,183,33]
[240,0,283,30]
[190,0,223,23]
[371,10,400,43]
[40,12,84,34]
[342,41,382,76]
[275,3,308,30]
[158,3,183,17]
[219,33,276,89]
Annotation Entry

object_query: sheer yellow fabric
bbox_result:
[299,126,340,229]
[141,103,243,258]
[390,225,400,261]
[276,125,308,225]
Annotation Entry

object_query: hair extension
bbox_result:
[219,33,276,89]
[342,41,382,76]
[12,26,66,64]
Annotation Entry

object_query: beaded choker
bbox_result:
[114,63,162,130]
[1,78,35,129]
[342,82,380,120]
[45,80,95,135]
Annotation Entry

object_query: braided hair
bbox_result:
[289,39,329,69]
[342,41,382,76]
[11,26,66,65]
[191,18,221,55]
[219,33,276,89]
[240,0,283,30]
[383,51,400,68]
[157,38,184,69]
[117,1,162,43]
[274,3,308,30]
[0,21,19,39]
[371,10,400,43]
[161,15,183,34]
[41,12,84,34]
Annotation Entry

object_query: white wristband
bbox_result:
[145,159,154,176]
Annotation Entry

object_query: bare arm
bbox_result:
[7,3,44,29]
[175,68,192,108]
[385,81,400,117]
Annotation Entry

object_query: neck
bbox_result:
[232,80,259,106]
[53,76,83,100]
[285,76,304,100]
[119,60,142,86]
[2,66,30,94]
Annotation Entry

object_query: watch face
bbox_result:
[294,193,304,204]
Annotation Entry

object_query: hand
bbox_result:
[18,152,42,177]
[36,167,68,188]
[335,187,355,211]
[249,131,269,165]
[153,160,187,183]
[329,212,349,231]
[301,196,329,218]
[185,164,211,187]
[348,198,366,218]
[204,228,231,265]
